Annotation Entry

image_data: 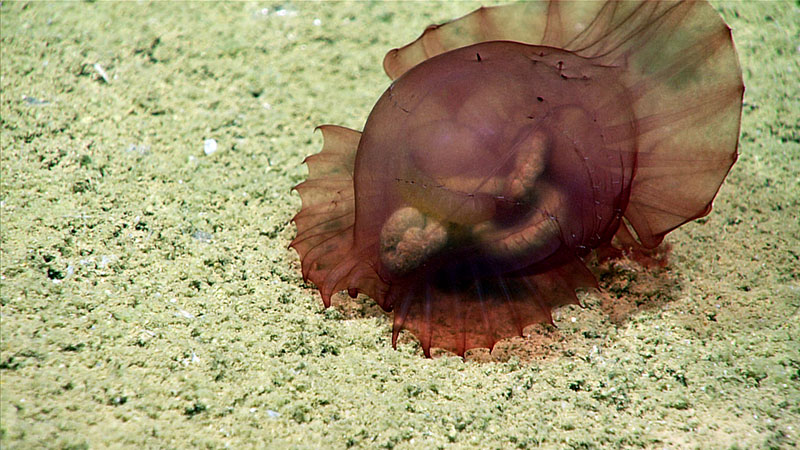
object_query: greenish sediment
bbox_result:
[1,1,798,448]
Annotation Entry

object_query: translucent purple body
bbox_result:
[292,0,743,357]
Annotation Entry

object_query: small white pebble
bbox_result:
[275,8,297,17]
[570,317,577,323]
[204,138,218,155]
[313,18,321,26]
[99,255,113,268]
[93,63,110,83]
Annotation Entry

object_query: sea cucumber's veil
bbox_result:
[291,126,388,307]
[384,0,744,248]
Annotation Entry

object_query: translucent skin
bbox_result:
[291,0,744,357]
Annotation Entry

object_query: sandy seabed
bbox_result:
[1,1,798,448]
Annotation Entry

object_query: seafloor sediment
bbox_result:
[1,2,798,448]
